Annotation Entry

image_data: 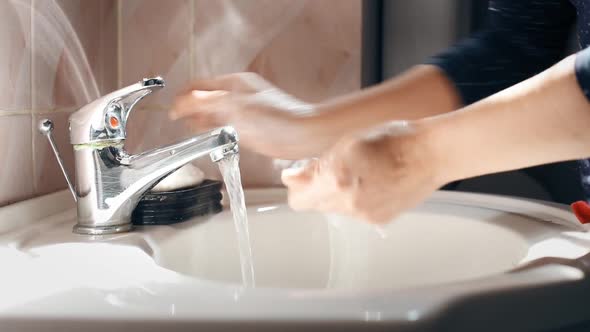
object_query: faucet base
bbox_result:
[73,223,133,235]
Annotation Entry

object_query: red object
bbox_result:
[571,201,590,224]
[109,116,120,128]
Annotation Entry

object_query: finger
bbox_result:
[287,181,326,211]
[285,161,352,212]
[170,90,228,120]
[283,161,323,210]
[281,159,318,188]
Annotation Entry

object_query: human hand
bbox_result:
[170,72,333,159]
[281,122,446,223]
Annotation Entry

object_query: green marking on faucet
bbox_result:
[73,140,125,150]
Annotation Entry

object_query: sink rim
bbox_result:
[1,189,590,325]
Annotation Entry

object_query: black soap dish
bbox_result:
[132,179,223,225]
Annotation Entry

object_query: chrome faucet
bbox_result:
[39,77,239,235]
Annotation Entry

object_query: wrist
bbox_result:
[413,118,468,186]
[287,111,336,156]
[367,120,456,188]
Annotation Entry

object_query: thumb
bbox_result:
[281,159,317,187]
[282,160,321,211]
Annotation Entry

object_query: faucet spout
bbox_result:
[72,126,238,235]
[120,126,239,195]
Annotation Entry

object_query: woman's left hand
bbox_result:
[281,122,445,223]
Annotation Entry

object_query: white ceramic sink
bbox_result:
[156,203,531,290]
[2,189,590,331]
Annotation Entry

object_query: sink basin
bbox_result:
[156,203,531,290]
[2,189,590,331]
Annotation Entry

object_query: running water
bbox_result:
[218,153,256,287]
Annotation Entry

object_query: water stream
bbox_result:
[218,153,256,288]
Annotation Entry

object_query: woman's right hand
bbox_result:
[170,72,334,160]
[282,121,446,223]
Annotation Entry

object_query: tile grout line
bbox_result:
[117,0,122,88]
[30,0,37,194]
[0,108,77,116]
[0,110,35,116]
[30,0,35,110]
[189,0,195,81]
[99,0,104,94]
[0,107,167,116]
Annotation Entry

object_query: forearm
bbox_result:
[300,65,461,150]
[426,55,590,184]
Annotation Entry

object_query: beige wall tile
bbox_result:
[191,0,307,78]
[32,0,117,109]
[247,0,362,102]
[0,0,32,111]
[0,114,34,206]
[191,0,361,102]
[120,0,192,108]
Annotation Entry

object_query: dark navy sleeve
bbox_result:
[575,47,590,100]
[428,0,576,105]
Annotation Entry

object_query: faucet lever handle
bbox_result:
[38,119,77,202]
[69,77,165,145]
[116,77,165,112]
